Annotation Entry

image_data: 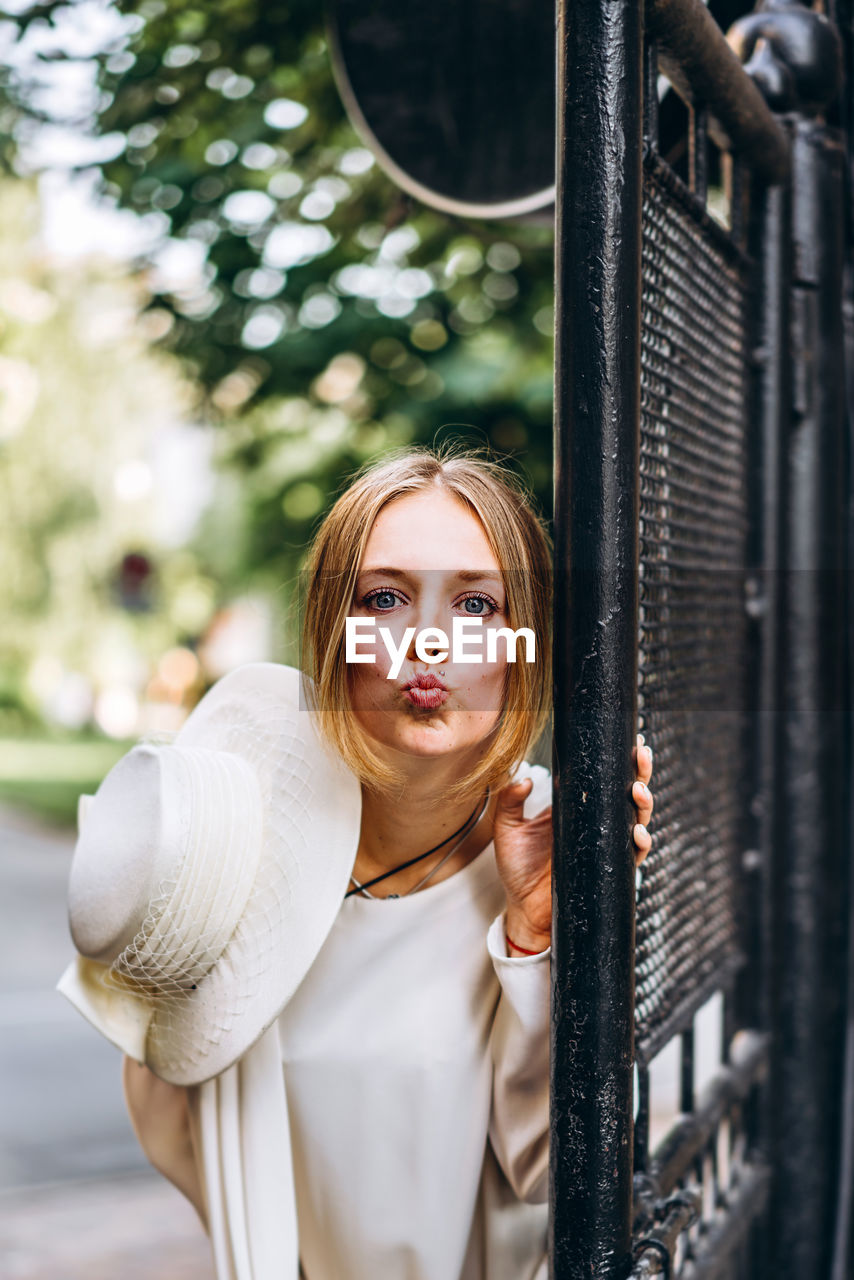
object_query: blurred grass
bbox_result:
[0,736,133,828]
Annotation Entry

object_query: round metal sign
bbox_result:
[326,0,556,219]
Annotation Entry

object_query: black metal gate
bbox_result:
[552,0,851,1275]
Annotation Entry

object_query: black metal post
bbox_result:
[828,8,854,1277]
[745,157,794,1280]
[729,4,848,1274]
[551,0,643,1273]
[776,109,847,1280]
[832,5,854,1261]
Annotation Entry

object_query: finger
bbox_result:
[495,777,533,820]
[633,822,652,862]
[632,779,653,826]
[530,804,553,822]
[636,744,653,786]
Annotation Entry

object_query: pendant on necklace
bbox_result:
[387,893,400,899]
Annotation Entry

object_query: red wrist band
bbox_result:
[505,930,544,956]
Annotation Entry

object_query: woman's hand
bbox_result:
[493,775,553,952]
[122,1057,207,1225]
[493,734,655,954]
[632,733,654,866]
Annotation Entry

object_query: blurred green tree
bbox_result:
[1,0,555,597]
[0,179,216,724]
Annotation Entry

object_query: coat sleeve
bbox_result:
[485,911,550,1205]
[122,1055,209,1228]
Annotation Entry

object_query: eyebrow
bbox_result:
[356,567,505,589]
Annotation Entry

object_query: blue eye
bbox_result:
[458,593,499,617]
[362,589,403,611]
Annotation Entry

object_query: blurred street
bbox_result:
[0,805,213,1279]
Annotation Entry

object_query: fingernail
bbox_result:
[637,733,645,745]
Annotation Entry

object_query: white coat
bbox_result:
[121,762,553,1280]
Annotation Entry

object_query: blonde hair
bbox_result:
[300,441,553,803]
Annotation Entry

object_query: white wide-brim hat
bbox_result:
[57,662,362,1086]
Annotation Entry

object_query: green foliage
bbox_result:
[0,733,134,826]
[1,0,555,595]
[0,180,212,703]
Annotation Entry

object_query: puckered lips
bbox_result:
[401,672,448,709]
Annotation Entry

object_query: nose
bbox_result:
[402,590,447,666]
[405,628,445,663]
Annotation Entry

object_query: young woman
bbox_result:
[123,443,654,1280]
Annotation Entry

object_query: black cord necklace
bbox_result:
[345,788,490,899]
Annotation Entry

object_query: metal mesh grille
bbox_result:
[635,158,753,1060]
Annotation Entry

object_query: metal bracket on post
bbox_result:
[630,1188,702,1277]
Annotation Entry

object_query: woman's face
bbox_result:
[347,487,511,767]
